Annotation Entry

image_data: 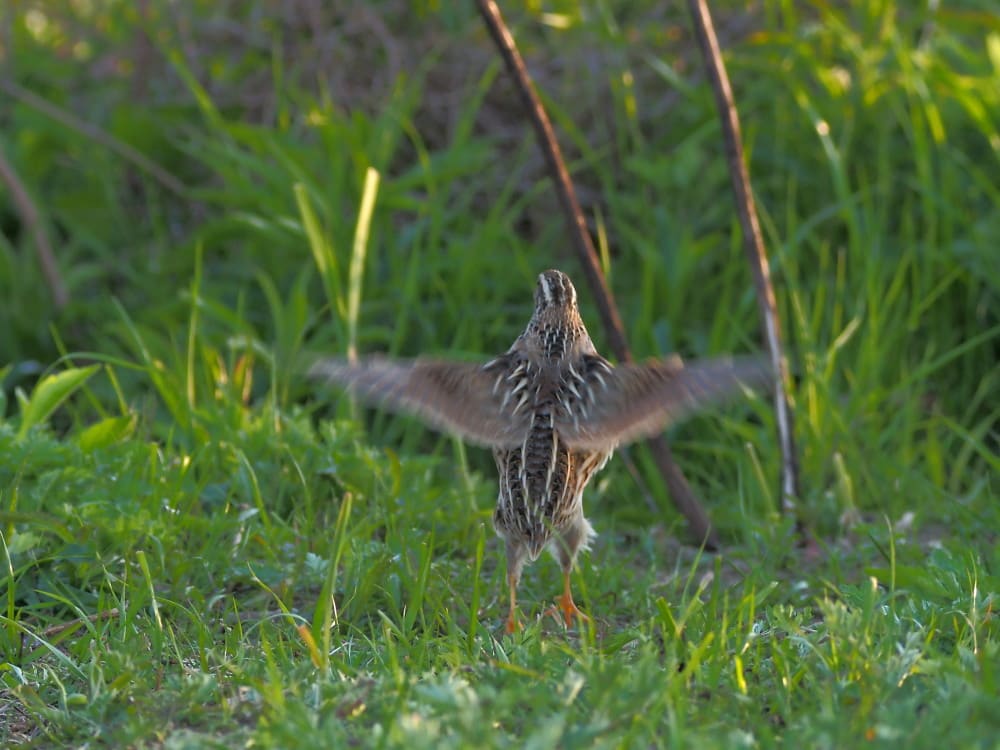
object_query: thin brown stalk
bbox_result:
[0,147,69,309]
[0,78,188,199]
[475,0,718,548]
[40,608,121,639]
[686,0,811,545]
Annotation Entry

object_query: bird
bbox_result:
[310,269,769,633]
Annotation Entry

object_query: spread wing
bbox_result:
[553,354,771,449]
[308,354,533,448]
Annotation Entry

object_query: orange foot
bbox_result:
[544,590,590,628]
[504,609,522,634]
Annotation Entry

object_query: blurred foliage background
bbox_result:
[3,0,996,524]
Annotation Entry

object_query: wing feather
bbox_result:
[554,354,771,449]
[309,355,532,447]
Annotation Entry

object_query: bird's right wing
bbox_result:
[553,354,771,450]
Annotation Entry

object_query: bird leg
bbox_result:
[545,568,589,628]
[503,540,527,634]
[504,570,521,634]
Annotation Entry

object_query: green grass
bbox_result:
[1,0,998,746]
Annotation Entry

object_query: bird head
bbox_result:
[533,269,578,313]
[524,270,591,360]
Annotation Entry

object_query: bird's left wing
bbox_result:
[309,355,533,448]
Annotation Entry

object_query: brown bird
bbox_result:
[310,269,768,633]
